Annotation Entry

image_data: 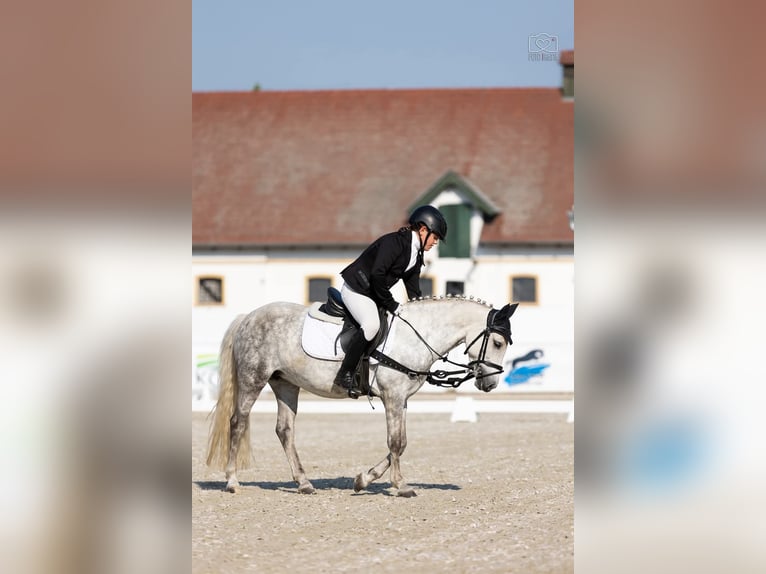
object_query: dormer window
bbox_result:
[438,204,472,258]
[408,170,501,261]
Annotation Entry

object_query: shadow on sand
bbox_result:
[194,477,461,495]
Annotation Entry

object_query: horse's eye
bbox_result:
[493,340,503,349]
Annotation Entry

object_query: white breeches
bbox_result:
[340,283,380,341]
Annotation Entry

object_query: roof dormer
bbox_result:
[408,171,501,259]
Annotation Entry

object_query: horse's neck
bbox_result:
[400,301,484,359]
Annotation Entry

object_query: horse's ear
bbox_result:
[494,303,518,320]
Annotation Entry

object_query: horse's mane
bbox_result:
[403,294,494,309]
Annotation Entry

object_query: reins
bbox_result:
[370,312,504,388]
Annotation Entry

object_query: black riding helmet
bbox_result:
[409,205,448,241]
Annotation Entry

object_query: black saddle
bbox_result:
[318,287,347,319]
[318,287,390,355]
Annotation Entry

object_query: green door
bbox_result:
[438,204,472,258]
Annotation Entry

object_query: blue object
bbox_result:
[504,363,550,386]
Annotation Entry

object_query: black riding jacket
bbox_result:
[341,228,422,314]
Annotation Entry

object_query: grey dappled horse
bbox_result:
[207,296,518,497]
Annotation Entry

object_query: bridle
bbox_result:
[370,308,509,388]
[463,309,509,377]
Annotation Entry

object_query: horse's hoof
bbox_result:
[353,474,367,492]
[224,483,238,494]
[397,487,417,498]
[298,483,316,494]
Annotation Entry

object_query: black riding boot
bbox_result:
[334,330,368,398]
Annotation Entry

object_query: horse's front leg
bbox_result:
[353,397,412,495]
[354,454,391,492]
[386,401,416,497]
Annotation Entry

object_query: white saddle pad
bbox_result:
[301,314,346,361]
[301,303,396,361]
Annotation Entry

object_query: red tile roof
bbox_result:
[193,88,573,247]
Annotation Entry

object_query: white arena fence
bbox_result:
[192,396,574,422]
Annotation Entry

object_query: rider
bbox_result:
[334,205,448,396]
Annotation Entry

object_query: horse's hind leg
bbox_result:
[270,378,315,494]
[225,376,265,493]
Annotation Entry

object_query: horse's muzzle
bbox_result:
[472,360,503,392]
[474,374,498,393]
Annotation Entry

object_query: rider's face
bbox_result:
[423,233,438,251]
[418,227,439,251]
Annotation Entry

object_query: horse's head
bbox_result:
[467,303,519,392]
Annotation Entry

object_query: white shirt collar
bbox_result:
[406,231,421,272]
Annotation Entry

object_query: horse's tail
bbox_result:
[206,313,252,470]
